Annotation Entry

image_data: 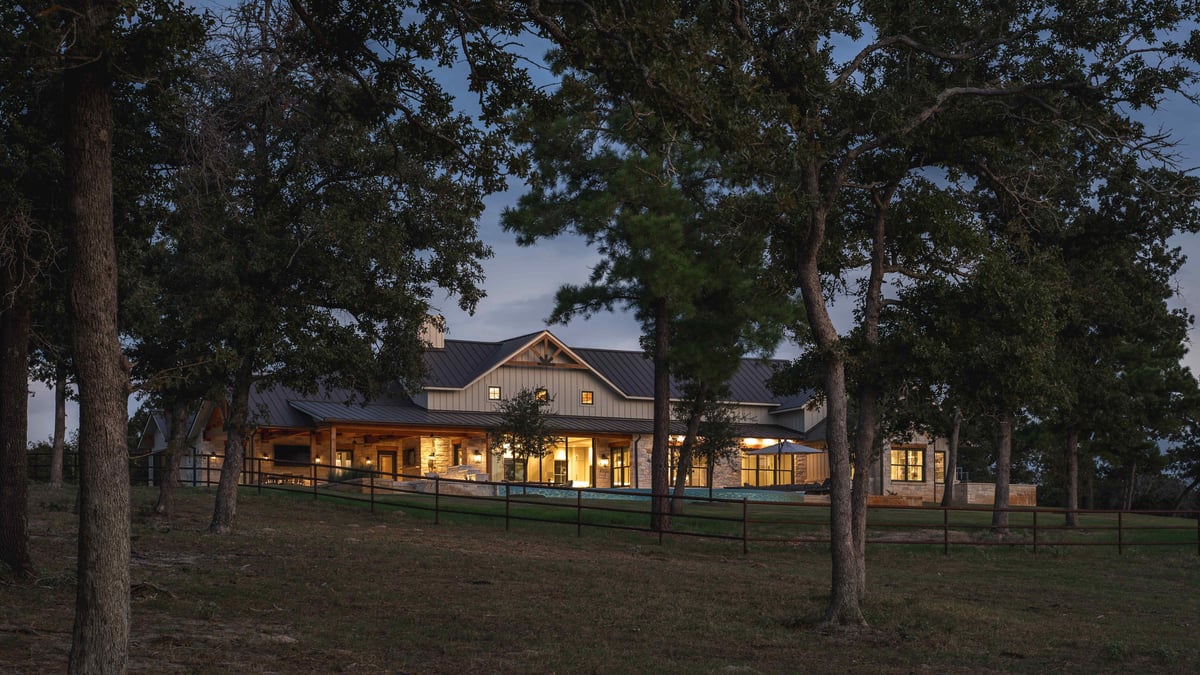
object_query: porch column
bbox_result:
[329,424,337,468]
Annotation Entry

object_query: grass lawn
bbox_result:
[3,484,1198,673]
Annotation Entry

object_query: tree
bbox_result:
[155,1,518,534]
[670,387,745,506]
[503,64,786,531]
[488,387,558,482]
[0,1,65,577]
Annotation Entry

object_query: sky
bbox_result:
[23,13,1200,444]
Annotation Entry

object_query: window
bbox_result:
[740,453,795,487]
[535,387,549,402]
[452,443,462,466]
[487,386,501,400]
[274,445,310,466]
[611,446,630,487]
[890,447,924,482]
[934,451,946,483]
[580,390,594,405]
[668,447,710,487]
[553,460,568,484]
[335,450,354,468]
[503,458,527,482]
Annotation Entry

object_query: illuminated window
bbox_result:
[535,387,549,402]
[890,447,924,482]
[580,390,594,405]
[487,386,501,400]
[934,451,946,482]
[611,446,630,487]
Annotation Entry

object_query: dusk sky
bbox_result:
[24,16,1200,444]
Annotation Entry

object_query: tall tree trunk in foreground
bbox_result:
[155,399,190,519]
[849,184,892,600]
[209,369,252,534]
[991,413,1012,534]
[798,258,862,625]
[65,1,131,671]
[940,408,962,507]
[51,367,68,487]
[0,261,34,577]
[1065,427,1079,527]
[650,296,671,533]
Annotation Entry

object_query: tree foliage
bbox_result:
[488,387,558,477]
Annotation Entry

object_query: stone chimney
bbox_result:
[420,314,445,349]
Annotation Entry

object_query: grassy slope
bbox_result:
[2,485,1197,673]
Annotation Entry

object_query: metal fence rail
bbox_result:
[26,451,1200,555]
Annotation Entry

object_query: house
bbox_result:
[144,323,1034,505]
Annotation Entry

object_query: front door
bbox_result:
[378,451,397,479]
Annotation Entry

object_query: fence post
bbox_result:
[192,458,198,487]
[1117,510,1123,555]
[370,469,375,514]
[576,488,582,538]
[257,457,262,495]
[205,455,211,487]
[505,485,510,531]
[312,463,317,500]
[943,506,949,555]
[742,498,749,555]
[434,475,440,525]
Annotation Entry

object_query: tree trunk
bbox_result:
[798,256,862,625]
[847,182,894,602]
[209,370,253,534]
[0,262,34,577]
[991,413,1012,534]
[65,1,131,670]
[51,366,68,487]
[155,399,190,519]
[670,444,692,516]
[940,408,961,507]
[1125,461,1137,511]
[671,386,707,515]
[1065,427,1079,527]
[849,381,879,603]
[650,296,671,533]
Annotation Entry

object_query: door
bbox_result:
[377,451,397,479]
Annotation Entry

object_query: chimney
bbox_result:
[420,314,445,349]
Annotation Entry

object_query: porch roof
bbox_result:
[287,399,804,441]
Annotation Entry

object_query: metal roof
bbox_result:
[287,399,802,440]
[240,330,814,437]
[424,330,811,407]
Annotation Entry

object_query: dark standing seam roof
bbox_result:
[288,400,802,439]
[244,331,813,434]
[422,332,812,408]
[423,332,544,388]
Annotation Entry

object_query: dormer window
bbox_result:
[535,387,549,402]
[580,390,594,405]
[487,386,501,400]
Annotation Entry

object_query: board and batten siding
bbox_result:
[425,364,778,424]
[426,365,654,418]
